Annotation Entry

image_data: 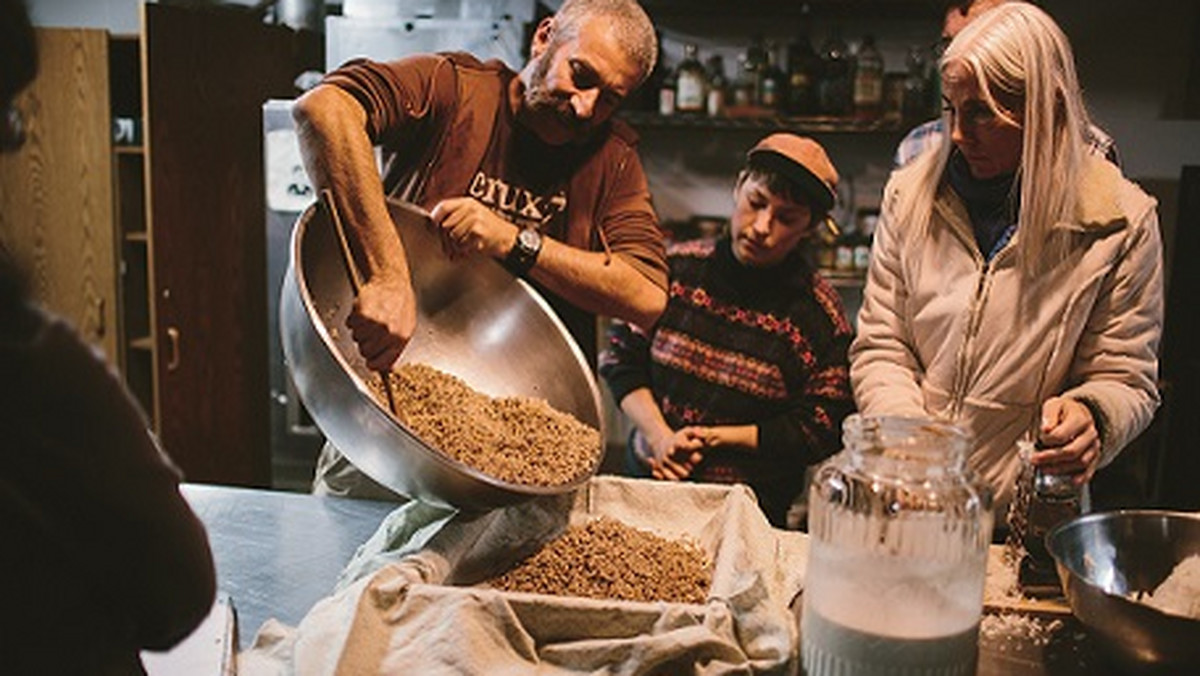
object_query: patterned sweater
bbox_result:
[599,236,855,525]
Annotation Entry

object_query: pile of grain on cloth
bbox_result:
[238,476,810,675]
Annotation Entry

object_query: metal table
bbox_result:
[181,483,399,647]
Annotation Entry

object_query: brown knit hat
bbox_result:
[747,133,839,213]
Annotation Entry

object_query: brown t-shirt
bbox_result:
[323,54,668,363]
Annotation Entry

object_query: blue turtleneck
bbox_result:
[946,150,1020,262]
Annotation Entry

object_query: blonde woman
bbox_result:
[850,2,1163,518]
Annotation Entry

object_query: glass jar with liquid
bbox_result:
[802,415,994,676]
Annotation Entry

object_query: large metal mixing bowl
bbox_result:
[280,198,605,510]
[1046,510,1200,672]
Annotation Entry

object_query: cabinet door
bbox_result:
[143,4,311,486]
[0,28,118,363]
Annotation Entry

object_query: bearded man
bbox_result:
[293,0,668,498]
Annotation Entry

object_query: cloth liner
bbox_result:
[238,476,810,675]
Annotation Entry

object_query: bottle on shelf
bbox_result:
[731,52,755,109]
[852,34,884,123]
[730,35,767,116]
[786,28,822,117]
[658,65,677,117]
[853,208,879,274]
[759,41,786,112]
[883,72,906,124]
[834,219,858,274]
[675,43,708,116]
[902,45,931,125]
[813,217,840,272]
[705,54,728,118]
[818,26,853,117]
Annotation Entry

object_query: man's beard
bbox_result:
[523,48,590,141]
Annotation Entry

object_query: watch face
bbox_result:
[518,227,542,251]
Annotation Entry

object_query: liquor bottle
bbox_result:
[902,45,931,125]
[658,66,677,117]
[759,41,786,111]
[731,52,755,109]
[834,219,857,273]
[739,35,768,110]
[814,217,839,271]
[853,208,879,273]
[818,26,852,117]
[638,30,668,112]
[675,43,707,115]
[853,34,884,122]
[786,29,821,116]
[705,54,728,117]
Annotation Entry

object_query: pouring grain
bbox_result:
[373,363,600,487]
[488,517,711,604]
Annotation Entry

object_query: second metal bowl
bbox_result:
[1046,509,1200,672]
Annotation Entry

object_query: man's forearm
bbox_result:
[529,237,666,329]
[293,85,409,282]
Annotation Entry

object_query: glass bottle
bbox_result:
[803,415,994,676]
[818,26,852,117]
[759,41,786,111]
[741,35,768,110]
[731,52,755,109]
[705,54,727,117]
[675,43,707,115]
[902,45,931,125]
[853,34,884,122]
[658,66,677,117]
[786,28,821,116]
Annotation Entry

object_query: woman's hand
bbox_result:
[1032,396,1101,483]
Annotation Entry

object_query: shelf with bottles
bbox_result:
[635,6,943,137]
[811,207,878,288]
[620,109,909,134]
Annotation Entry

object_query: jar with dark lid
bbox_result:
[802,414,994,676]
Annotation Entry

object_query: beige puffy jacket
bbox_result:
[850,155,1163,511]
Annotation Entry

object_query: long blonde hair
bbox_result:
[896,2,1091,275]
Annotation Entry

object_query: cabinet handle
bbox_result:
[166,326,181,372]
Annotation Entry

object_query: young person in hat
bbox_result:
[599,134,855,528]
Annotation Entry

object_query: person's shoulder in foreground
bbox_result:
[0,0,216,670]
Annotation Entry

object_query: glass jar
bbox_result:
[802,415,994,676]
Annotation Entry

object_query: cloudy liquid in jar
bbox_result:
[801,538,984,676]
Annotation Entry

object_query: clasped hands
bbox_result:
[633,426,718,481]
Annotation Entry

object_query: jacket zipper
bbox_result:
[949,262,990,419]
[941,201,1016,421]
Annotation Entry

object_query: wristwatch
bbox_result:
[504,226,542,275]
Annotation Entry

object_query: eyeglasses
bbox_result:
[1,103,26,152]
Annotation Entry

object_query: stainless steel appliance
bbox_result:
[264,99,323,490]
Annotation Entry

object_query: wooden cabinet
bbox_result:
[0,5,320,487]
[0,28,119,362]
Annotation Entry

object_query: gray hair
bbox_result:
[898,2,1090,276]
[552,0,658,85]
